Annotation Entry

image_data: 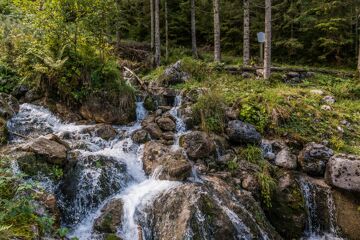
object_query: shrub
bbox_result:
[192,91,226,133]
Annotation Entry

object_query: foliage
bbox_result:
[257,162,277,209]
[192,91,226,133]
[238,145,264,164]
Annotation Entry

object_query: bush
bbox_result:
[192,91,226,133]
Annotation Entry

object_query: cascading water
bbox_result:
[299,177,343,240]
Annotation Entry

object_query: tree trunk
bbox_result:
[213,0,221,62]
[154,0,161,66]
[264,0,272,79]
[358,35,360,77]
[165,0,169,61]
[191,0,198,58]
[150,0,155,51]
[243,0,250,65]
[115,0,121,50]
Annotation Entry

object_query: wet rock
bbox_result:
[23,88,43,102]
[144,177,281,240]
[19,134,68,165]
[131,129,150,144]
[59,154,130,225]
[142,141,191,180]
[80,91,136,124]
[156,117,176,131]
[226,120,261,145]
[161,131,174,141]
[332,189,360,239]
[267,172,306,239]
[12,85,29,99]
[94,198,124,233]
[325,154,360,192]
[180,131,215,160]
[159,60,189,86]
[144,123,162,140]
[82,124,117,140]
[274,148,297,169]
[0,92,19,119]
[298,142,334,176]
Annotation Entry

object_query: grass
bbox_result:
[147,57,360,155]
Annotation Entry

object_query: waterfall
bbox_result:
[299,177,343,240]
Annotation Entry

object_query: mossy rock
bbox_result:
[0,117,8,145]
[144,96,156,111]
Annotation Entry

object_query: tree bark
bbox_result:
[264,0,272,79]
[213,0,221,62]
[243,0,250,65]
[191,0,198,58]
[150,0,155,51]
[154,0,161,66]
[358,35,360,77]
[165,0,169,61]
[115,0,121,50]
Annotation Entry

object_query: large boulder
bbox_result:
[226,120,261,145]
[80,91,136,124]
[144,123,162,140]
[180,131,215,160]
[143,177,281,240]
[159,60,189,86]
[94,198,124,234]
[19,134,69,165]
[142,141,191,181]
[267,172,306,239]
[325,154,360,192]
[58,153,131,225]
[156,116,176,131]
[131,129,150,144]
[332,189,360,239]
[274,148,297,170]
[298,142,334,176]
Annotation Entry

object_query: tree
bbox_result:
[165,0,169,61]
[150,0,155,50]
[213,0,221,62]
[191,0,198,58]
[358,33,360,76]
[154,0,161,66]
[243,0,250,65]
[264,0,271,79]
[115,0,122,49]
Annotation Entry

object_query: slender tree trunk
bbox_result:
[213,0,221,62]
[115,0,121,50]
[165,0,169,61]
[243,0,250,65]
[358,34,360,77]
[154,0,161,66]
[264,0,272,79]
[150,0,155,51]
[191,0,198,58]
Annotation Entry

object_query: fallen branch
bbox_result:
[123,66,147,90]
[224,66,355,78]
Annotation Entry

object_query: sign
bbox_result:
[257,32,265,43]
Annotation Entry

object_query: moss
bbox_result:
[0,118,8,145]
[144,96,156,111]
[105,233,122,240]
[238,145,264,164]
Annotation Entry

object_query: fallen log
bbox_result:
[224,65,355,78]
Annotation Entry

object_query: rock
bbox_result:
[325,154,360,192]
[241,174,258,191]
[332,189,360,239]
[131,129,150,144]
[24,88,43,102]
[94,198,124,233]
[267,172,306,239]
[142,141,191,180]
[287,72,300,78]
[12,85,29,99]
[322,95,336,104]
[144,178,281,240]
[19,134,68,165]
[298,142,334,176]
[156,117,176,131]
[226,120,261,145]
[59,154,130,225]
[256,69,264,77]
[180,131,215,160]
[82,124,117,140]
[321,105,332,111]
[161,131,174,141]
[0,92,19,119]
[144,123,162,139]
[241,72,253,78]
[159,60,189,85]
[274,148,297,169]
[310,89,324,95]
[80,91,136,124]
